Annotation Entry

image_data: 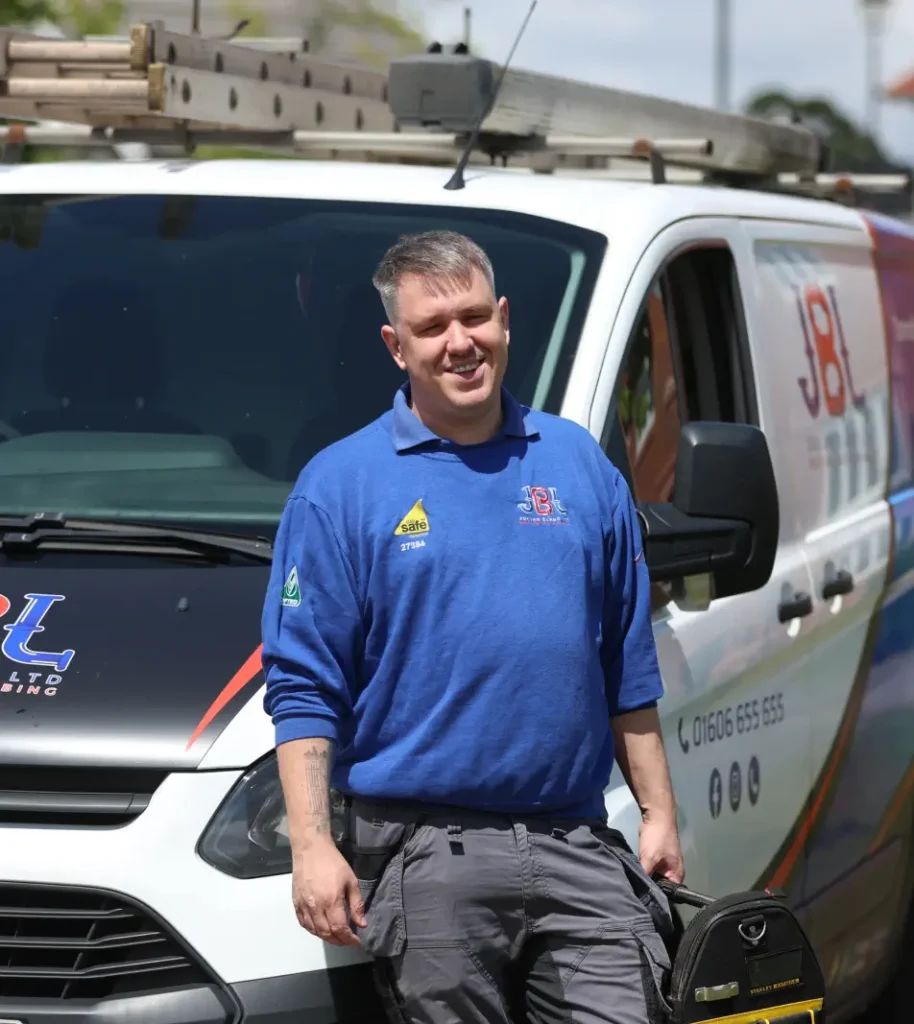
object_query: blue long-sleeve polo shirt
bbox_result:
[261,385,664,818]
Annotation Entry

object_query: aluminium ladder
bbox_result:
[0,20,394,134]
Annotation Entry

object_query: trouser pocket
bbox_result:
[630,921,674,1023]
[342,810,418,958]
[593,826,675,944]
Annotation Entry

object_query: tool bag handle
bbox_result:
[655,878,716,909]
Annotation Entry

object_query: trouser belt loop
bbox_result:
[447,821,463,852]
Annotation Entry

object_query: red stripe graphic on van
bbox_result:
[766,694,862,888]
[870,760,914,855]
[760,592,887,891]
[185,643,264,751]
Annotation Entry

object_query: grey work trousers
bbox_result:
[340,797,676,1024]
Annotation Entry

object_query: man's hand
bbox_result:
[610,707,685,883]
[292,836,367,947]
[277,738,366,946]
[639,812,684,884]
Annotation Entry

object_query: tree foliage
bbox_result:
[744,88,912,214]
[0,0,54,26]
[55,0,124,37]
[745,90,889,169]
[308,0,441,69]
[0,0,124,35]
[223,0,270,38]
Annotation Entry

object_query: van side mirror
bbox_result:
[639,422,779,599]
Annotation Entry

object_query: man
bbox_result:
[262,229,684,1024]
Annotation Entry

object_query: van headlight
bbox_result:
[198,754,292,879]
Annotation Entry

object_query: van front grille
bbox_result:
[0,765,168,826]
[0,882,211,1000]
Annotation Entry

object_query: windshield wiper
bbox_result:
[0,513,273,563]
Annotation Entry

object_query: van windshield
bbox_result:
[0,193,605,531]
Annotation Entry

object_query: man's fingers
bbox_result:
[293,900,317,936]
[653,857,685,885]
[301,895,361,947]
[294,889,336,944]
[326,899,361,947]
[309,905,339,944]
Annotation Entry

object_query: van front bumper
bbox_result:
[0,770,383,1024]
[0,963,382,1024]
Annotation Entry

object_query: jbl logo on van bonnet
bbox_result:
[0,592,75,698]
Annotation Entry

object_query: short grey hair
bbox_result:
[371,229,496,324]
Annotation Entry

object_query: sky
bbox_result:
[420,0,914,165]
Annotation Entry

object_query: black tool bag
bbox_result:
[657,880,826,1024]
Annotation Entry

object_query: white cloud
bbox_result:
[422,0,914,164]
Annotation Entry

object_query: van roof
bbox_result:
[0,156,871,238]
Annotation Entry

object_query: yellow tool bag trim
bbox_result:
[692,997,822,1023]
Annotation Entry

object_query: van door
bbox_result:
[741,222,894,990]
[591,218,817,912]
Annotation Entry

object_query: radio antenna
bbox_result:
[444,0,539,191]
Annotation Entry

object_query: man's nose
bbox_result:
[446,322,475,353]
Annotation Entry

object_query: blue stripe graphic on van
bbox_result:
[801,487,914,903]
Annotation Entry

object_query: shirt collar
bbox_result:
[390,382,539,453]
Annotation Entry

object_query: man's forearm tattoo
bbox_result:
[303,745,331,833]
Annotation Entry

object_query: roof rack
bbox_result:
[0,24,907,203]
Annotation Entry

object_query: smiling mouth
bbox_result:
[449,357,483,376]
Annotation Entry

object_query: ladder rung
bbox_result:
[8,39,133,63]
[544,136,711,155]
[5,77,148,101]
[779,173,911,194]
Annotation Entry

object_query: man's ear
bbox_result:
[499,296,510,345]
[381,324,407,371]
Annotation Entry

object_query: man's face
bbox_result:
[380,267,509,421]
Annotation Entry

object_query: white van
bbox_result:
[0,29,911,1024]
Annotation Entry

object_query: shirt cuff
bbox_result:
[274,715,339,747]
[611,697,659,716]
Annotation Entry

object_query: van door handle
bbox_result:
[778,591,813,623]
[822,569,854,600]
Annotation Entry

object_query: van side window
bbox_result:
[602,244,756,507]
[665,247,756,427]
[606,279,681,503]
